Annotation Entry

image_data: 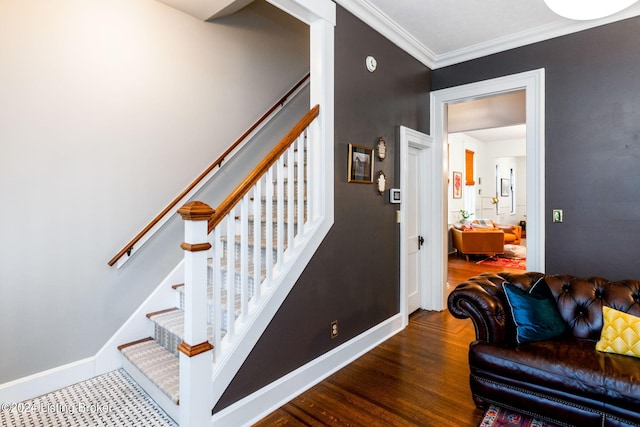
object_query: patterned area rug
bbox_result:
[479,405,561,427]
[477,256,526,270]
[0,370,176,427]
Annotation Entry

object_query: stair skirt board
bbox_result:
[213,314,404,427]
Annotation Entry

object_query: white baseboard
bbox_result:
[0,357,95,404]
[212,313,405,427]
[0,261,183,404]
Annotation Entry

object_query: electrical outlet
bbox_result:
[330,320,338,339]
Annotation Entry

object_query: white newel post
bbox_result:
[178,201,214,427]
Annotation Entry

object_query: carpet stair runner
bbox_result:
[117,172,306,422]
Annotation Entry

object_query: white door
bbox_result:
[400,126,432,321]
[406,145,423,314]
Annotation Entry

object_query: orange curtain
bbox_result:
[465,149,475,185]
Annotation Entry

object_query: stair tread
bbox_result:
[149,309,187,336]
[120,339,180,404]
[148,308,216,337]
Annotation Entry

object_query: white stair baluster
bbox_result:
[240,195,249,322]
[287,146,295,250]
[306,126,315,222]
[276,157,285,265]
[296,134,306,236]
[226,206,236,340]
[252,184,262,300]
[265,168,274,284]
[212,225,222,360]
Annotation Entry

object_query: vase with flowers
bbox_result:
[460,210,474,224]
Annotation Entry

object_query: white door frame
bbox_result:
[430,68,546,311]
[400,126,439,325]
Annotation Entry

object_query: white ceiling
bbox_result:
[461,124,527,143]
[336,0,640,69]
[334,0,640,138]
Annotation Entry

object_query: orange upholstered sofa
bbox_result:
[451,226,504,261]
[472,220,522,245]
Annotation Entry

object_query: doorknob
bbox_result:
[418,235,424,249]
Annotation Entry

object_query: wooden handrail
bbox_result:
[209,104,319,233]
[108,73,310,266]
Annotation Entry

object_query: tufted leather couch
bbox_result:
[447,272,640,427]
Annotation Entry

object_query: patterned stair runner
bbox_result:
[118,338,180,405]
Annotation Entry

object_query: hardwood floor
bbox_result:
[253,257,523,426]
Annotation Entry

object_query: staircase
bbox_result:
[116,106,320,425]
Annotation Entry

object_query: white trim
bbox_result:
[266,0,336,25]
[431,69,546,310]
[0,357,95,404]
[334,0,640,69]
[334,0,435,68]
[212,314,404,427]
[399,127,437,322]
[434,10,640,68]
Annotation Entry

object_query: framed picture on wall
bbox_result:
[453,171,462,199]
[501,178,510,197]
[348,143,374,183]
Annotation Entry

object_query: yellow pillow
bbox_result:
[596,306,640,358]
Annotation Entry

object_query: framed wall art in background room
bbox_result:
[453,171,462,199]
[501,178,510,197]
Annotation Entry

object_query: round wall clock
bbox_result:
[376,171,387,195]
[366,56,377,72]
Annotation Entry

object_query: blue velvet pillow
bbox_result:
[503,278,566,344]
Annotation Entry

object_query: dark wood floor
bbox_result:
[253,257,522,426]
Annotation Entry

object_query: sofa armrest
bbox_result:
[447,273,510,344]
[495,224,522,242]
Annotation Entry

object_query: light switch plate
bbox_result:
[552,209,563,223]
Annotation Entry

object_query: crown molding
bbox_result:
[334,0,436,69]
[335,0,640,70]
[435,9,640,68]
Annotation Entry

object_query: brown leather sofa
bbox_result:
[447,272,640,427]
[451,226,504,261]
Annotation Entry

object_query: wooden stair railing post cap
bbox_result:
[177,201,214,221]
[178,201,213,251]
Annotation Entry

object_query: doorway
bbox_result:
[430,69,546,311]
[399,126,437,325]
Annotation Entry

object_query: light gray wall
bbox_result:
[0,0,308,383]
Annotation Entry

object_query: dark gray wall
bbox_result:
[215,5,430,410]
[433,17,640,280]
